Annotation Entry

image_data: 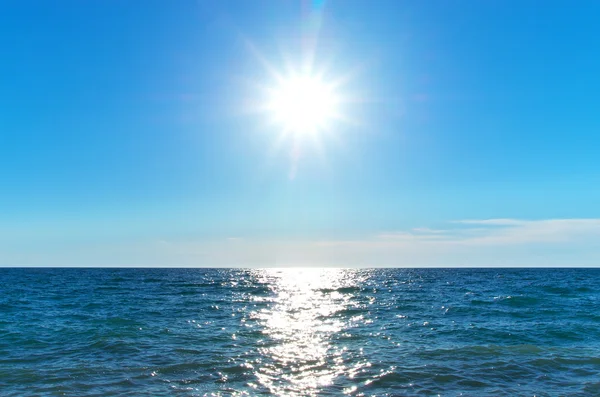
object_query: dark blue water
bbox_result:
[1,268,599,396]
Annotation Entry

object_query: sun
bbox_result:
[241,37,361,178]
[266,74,339,136]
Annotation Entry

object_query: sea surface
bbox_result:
[1,268,600,396]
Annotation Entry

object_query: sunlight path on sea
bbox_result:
[241,268,371,396]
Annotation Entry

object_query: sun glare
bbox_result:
[243,34,360,177]
[267,75,338,135]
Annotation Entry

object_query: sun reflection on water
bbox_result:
[244,268,371,396]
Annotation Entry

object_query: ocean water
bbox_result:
[1,268,599,396]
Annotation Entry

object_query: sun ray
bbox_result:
[239,5,366,178]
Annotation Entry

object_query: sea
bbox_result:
[1,268,599,397]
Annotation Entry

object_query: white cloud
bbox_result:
[412,227,448,234]
[376,231,447,241]
[455,218,600,245]
[2,219,600,267]
[456,219,527,226]
[154,218,600,267]
[373,219,600,246]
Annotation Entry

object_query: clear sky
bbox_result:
[2,0,600,266]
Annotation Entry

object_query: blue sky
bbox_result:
[2,0,600,266]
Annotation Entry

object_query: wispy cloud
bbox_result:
[3,219,599,267]
[455,218,600,245]
[376,231,448,241]
[373,219,600,246]
[159,218,600,266]
[456,218,527,226]
[412,227,448,234]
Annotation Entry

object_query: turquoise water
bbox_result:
[1,268,599,396]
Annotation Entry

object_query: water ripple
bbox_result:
[1,268,600,396]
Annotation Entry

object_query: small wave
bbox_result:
[318,286,362,294]
[155,362,213,374]
[418,344,545,360]
[87,339,142,355]
[494,295,540,307]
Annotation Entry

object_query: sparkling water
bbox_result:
[1,268,599,396]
